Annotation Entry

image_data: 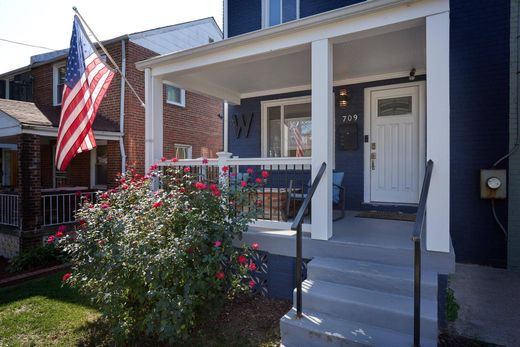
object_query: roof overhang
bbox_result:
[0,123,122,141]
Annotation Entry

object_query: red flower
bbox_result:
[187,247,194,254]
[184,167,191,173]
[251,243,260,251]
[195,182,207,190]
[215,271,225,280]
[153,201,163,209]
[212,189,221,197]
[100,192,109,199]
[261,170,269,178]
[78,219,87,226]
[255,200,263,207]
[120,177,126,184]
[222,166,229,173]
[62,273,71,281]
[47,235,55,244]
[55,231,64,238]
[238,255,247,265]
[214,240,222,247]
[255,178,263,184]
[249,280,255,289]
[179,187,186,193]
[160,156,167,162]
[230,172,237,177]
[58,225,67,233]
[209,183,217,191]
[249,263,257,271]
[121,184,128,190]
[202,158,209,164]
[171,157,178,163]
[149,164,158,171]
[240,181,247,188]
[97,239,106,247]
[101,203,110,209]
[246,167,254,174]
[75,191,82,197]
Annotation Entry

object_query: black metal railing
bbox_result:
[291,162,327,318]
[411,159,434,347]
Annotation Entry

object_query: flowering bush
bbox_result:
[54,162,266,343]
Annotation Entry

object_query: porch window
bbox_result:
[52,145,69,187]
[262,96,311,157]
[165,83,186,107]
[53,63,67,106]
[1,148,17,188]
[262,0,299,28]
[174,144,192,159]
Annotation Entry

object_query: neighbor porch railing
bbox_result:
[0,193,20,227]
[158,154,312,226]
[42,190,98,226]
[412,159,434,347]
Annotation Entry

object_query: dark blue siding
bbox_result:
[449,0,510,267]
[299,0,364,18]
[228,0,262,37]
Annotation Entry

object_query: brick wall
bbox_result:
[107,140,121,188]
[18,134,41,230]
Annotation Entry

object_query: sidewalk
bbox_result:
[448,264,520,347]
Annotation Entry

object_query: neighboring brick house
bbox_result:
[0,17,223,257]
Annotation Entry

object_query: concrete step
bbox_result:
[296,279,438,339]
[281,307,437,347]
[307,257,438,299]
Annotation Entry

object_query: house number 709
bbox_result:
[342,114,358,123]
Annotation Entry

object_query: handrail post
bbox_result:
[296,222,302,318]
[413,239,421,347]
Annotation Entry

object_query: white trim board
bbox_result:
[363,80,426,204]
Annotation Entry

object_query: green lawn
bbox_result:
[0,272,100,347]
[0,272,289,347]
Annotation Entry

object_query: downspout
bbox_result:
[119,39,127,173]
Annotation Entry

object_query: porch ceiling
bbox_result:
[162,24,425,101]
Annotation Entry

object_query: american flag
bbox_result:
[55,16,115,171]
[292,123,305,157]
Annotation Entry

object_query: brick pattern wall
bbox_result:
[107,140,121,188]
[18,134,41,230]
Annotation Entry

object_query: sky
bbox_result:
[0,0,223,74]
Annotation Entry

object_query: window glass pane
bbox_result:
[95,146,108,186]
[267,106,281,157]
[58,66,66,83]
[378,96,412,116]
[167,85,182,104]
[284,103,311,157]
[175,145,192,159]
[269,0,281,26]
[282,0,297,22]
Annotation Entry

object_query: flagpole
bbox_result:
[72,6,145,107]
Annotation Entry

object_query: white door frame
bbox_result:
[363,81,426,204]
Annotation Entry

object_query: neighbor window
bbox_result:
[165,83,186,107]
[53,63,67,105]
[262,0,299,28]
[1,148,18,188]
[262,96,311,157]
[52,145,68,187]
[174,144,193,159]
[94,145,108,187]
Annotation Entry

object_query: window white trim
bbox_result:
[52,62,66,106]
[174,144,193,159]
[90,141,108,189]
[164,81,186,107]
[261,0,300,29]
[261,95,311,158]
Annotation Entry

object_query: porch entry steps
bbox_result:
[280,256,439,347]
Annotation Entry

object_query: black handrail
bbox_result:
[412,159,434,347]
[291,162,327,318]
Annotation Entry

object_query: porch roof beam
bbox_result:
[163,75,241,105]
[138,0,448,78]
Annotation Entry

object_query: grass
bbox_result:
[0,272,290,347]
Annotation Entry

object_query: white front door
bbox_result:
[367,84,424,204]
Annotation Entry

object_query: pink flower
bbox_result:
[240,181,247,188]
[149,164,158,171]
[230,172,237,177]
[58,225,67,233]
[215,271,225,280]
[195,182,207,190]
[249,263,257,271]
[160,156,167,162]
[100,192,109,199]
[251,243,260,251]
[62,273,71,281]
[255,178,263,184]
[47,235,55,244]
[246,167,254,174]
[222,166,229,173]
[101,203,110,209]
[202,158,208,164]
[238,255,247,265]
[55,231,64,238]
[209,183,218,191]
[214,240,222,247]
[212,189,221,197]
[75,191,82,197]
[184,167,191,173]
[261,170,269,178]
[171,157,178,163]
[152,201,163,209]
[249,280,255,289]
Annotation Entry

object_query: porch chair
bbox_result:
[285,171,345,221]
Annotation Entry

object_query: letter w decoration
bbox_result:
[233,113,253,138]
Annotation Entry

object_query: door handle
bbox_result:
[371,159,375,170]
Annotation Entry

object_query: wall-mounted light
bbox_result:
[409,68,416,81]
[338,88,349,109]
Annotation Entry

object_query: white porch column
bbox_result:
[311,38,334,240]
[223,102,229,152]
[426,12,450,252]
[144,68,164,171]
